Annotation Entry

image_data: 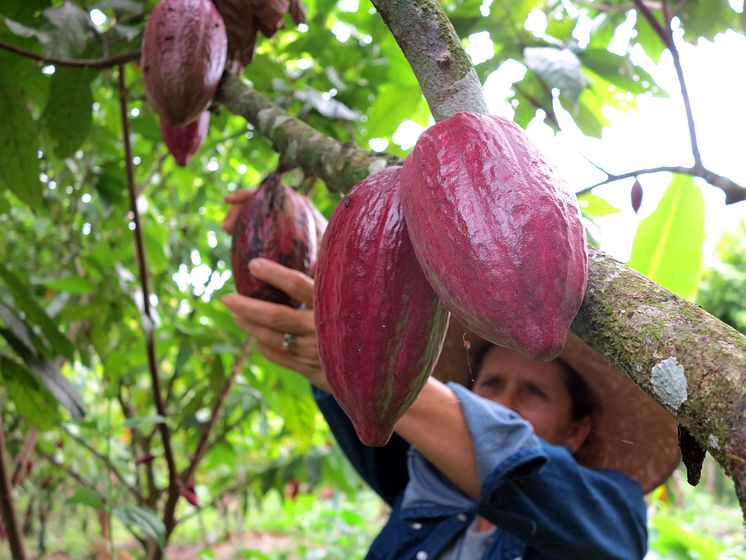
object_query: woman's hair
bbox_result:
[471,344,598,421]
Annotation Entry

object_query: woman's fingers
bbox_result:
[222,189,256,234]
[247,258,315,308]
[223,293,315,334]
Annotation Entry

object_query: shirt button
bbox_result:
[411,522,422,530]
[416,552,428,560]
[456,513,468,522]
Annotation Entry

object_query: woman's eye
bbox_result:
[527,385,547,399]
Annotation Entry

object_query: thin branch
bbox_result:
[117,64,181,534]
[0,39,140,68]
[632,0,701,166]
[575,164,746,204]
[180,342,253,486]
[11,428,38,487]
[0,416,28,559]
[62,426,143,502]
[512,82,561,130]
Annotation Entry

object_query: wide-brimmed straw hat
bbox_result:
[432,320,681,493]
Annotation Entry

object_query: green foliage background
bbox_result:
[0,0,744,557]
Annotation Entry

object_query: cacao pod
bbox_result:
[231,174,323,306]
[315,167,450,446]
[141,0,227,127]
[631,179,643,214]
[400,112,587,361]
[160,111,210,166]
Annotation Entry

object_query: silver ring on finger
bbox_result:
[281,332,298,351]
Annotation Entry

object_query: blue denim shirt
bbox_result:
[313,383,647,560]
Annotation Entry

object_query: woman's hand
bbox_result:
[222,258,329,392]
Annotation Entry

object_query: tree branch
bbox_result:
[0,39,140,68]
[0,416,28,560]
[117,64,181,535]
[369,0,488,121]
[214,75,399,193]
[632,0,702,166]
[576,164,746,204]
[180,343,253,486]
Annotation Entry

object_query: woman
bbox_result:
[222,254,681,560]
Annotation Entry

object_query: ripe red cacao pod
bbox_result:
[231,175,323,306]
[631,179,643,214]
[400,112,587,361]
[315,167,450,446]
[141,0,227,127]
[160,111,210,166]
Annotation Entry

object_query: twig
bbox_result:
[11,429,38,487]
[512,82,561,130]
[180,342,254,486]
[0,39,139,68]
[117,64,181,535]
[0,416,28,559]
[62,426,143,501]
[36,449,107,502]
[632,0,701,166]
[575,164,746,203]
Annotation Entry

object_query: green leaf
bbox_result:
[523,47,586,106]
[42,67,96,158]
[577,193,621,217]
[0,357,62,429]
[0,264,75,360]
[0,57,41,209]
[69,487,106,509]
[628,175,705,301]
[42,1,91,59]
[0,325,85,420]
[44,275,96,294]
[580,49,662,96]
[113,506,166,550]
[365,83,423,139]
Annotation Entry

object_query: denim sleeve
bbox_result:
[449,384,648,560]
[312,386,409,507]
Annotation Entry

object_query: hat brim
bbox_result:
[432,320,681,493]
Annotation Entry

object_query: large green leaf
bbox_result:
[0,357,62,429]
[627,175,705,301]
[0,264,75,360]
[0,57,41,209]
[523,47,586,106]
[113,506,166,549]
[42,67,96,158]
[41,1,91,58]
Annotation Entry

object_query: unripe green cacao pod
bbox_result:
[141,0,227,127]
[231,175,323,307]
[315,167,450,446]
[160,111,210,166]
[401,112,587,361]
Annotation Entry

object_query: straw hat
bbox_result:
[432,320,681,493]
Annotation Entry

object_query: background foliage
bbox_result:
[0,0,744,557]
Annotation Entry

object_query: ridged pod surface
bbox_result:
[400,112,587,361]
[160,111,210,166]
[315,167,450,446]
[141,0,227,127]
[231,175,323,307]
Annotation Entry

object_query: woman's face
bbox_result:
[472,346,589,449]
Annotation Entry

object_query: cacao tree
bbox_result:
[0,0,745,556]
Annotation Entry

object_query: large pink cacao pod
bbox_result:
[141,0,227,127]
[159,111,210,166]
[400,112,587,361]
[231,175,323,307]
[315,167,450,446]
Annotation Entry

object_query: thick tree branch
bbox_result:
[576,164,746,204]
[0,39,140,68]
[369,0,488,121]
[215,75,398,193]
